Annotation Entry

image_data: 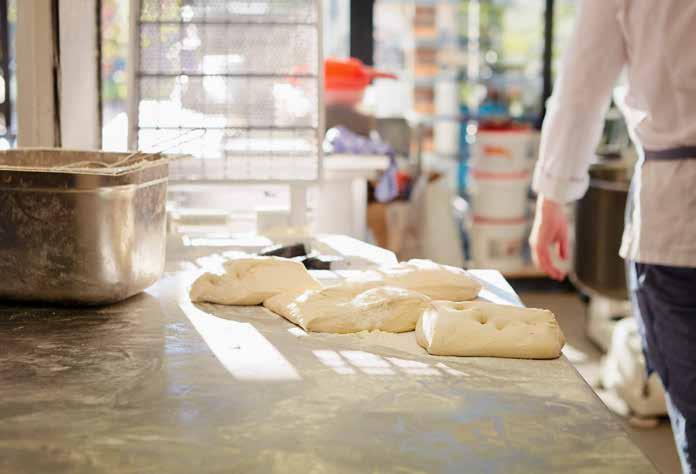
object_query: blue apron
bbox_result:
[628,146,696,424]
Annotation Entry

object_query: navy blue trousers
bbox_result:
[629,262,696,473]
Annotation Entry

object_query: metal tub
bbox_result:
[573,162,631,300]
[0,149,168,305]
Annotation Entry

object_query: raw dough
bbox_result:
[345,259,481,301]
[263,285,431,334]
[416,301,565,359]
[190,257,321,305]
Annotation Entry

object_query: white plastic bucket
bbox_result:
[471,216,528,272]
[471,130,538,173]
[468,169,531,219]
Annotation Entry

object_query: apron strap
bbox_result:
[644,146,696,161]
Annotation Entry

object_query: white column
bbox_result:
[58,0,101,149]
[16,0,102,149]
[16,0,59,147]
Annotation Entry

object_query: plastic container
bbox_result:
[324,58,397,107]
[471,216,528,272]
[468,169,531,219]
[471,128,537,174]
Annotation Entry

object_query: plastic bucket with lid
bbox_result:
[471,216,528,272]
[468,169,531,220]
[471,128,537,174]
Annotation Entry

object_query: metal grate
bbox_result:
[131,0,323,182]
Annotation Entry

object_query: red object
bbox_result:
[324,57,397,106]
[477,121,531,132]
[396,170,412,196]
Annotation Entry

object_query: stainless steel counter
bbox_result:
[0,240,657,473]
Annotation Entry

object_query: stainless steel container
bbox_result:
[573,161,631,300]
[0,149,168,305]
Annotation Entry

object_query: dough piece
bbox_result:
[190,257,321,305]
[345,259,481,301]
[416,301,565,359]
[263,285,431,334]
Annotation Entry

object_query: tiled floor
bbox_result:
[518,290,682,474]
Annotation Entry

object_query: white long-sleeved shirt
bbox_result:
[533,0,696,266]
[533,0,696,202]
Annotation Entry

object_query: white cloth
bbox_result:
[533,0,696,266]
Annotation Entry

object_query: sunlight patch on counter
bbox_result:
[180,301,301,381]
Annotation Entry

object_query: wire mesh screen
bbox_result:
[134,0,322,181]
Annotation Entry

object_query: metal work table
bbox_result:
[0,238,657,473]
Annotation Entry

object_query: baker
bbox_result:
[528,1,696,472]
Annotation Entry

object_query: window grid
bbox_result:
[133,0,322,182]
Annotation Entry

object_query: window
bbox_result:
[130,0,322,182]
[102,0,130,151]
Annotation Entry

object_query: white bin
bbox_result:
[471,129,537,173]
[471,216,528,272]
[469,169,531,220]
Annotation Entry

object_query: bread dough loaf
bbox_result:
[416,301,565,359]
[190,257,321,305]
[345,259,481,301]
[264,285,431,334]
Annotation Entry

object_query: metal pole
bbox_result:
[127,0,141,150]
[538,0,554,129]
[0,0,11,137]
[95,0,103,148]
[466,0,480,115]
[349,0,374,65]
[51,0,61,146]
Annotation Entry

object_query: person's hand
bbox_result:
[529,195,569,281]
